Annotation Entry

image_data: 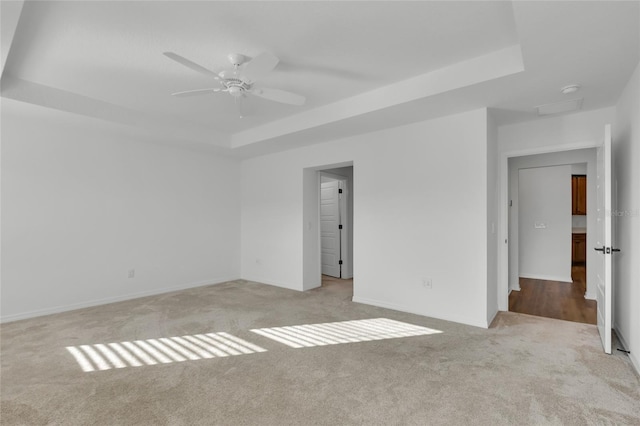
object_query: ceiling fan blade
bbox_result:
[163,52,219,79]
[240,52,279,83]
[251,88,306,106]
[171,88,222,97]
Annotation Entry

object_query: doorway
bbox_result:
[318,166,353,297]
[505,152,597,324]
[318,167,353,298]
[500,125,614,354]
[302,162,353,294]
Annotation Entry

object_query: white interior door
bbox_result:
[595,124,613,354]
[321,180,341,277]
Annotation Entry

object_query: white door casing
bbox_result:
[595,124,613,354]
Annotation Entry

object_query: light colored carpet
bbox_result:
[1,279,639,425]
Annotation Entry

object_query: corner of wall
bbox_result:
[615,323,640,376]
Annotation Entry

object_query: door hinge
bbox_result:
[338,224,343,229]
[338,188,343,194]
[339,260,343,265]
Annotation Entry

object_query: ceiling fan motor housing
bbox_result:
[218,72,252,96]
[227,53,247,67]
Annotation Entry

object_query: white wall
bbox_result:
[571,163,588,174]
[1,100,241,322]
[498,106,615,309]
[508,150,596,296]
[302,168,321,290]
[242,109,492,328]
[518,166,572,282]
[613,62,640,374]
[486,111,499,325]
[499,107,616,153]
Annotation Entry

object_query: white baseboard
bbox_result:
[0,276,239,324]
[614,326,640,376]
[519,273,573,283]
[487,307,499,327]
[584,292,596,300]
[352,296,488,329]
[240,276,302,292]
[303,281,322,291]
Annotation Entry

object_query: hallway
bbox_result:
[508,266,596,324]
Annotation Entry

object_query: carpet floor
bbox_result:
[1,279,639,425]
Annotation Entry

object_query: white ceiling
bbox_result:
[1,1,638,157]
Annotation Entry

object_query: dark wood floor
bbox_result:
[509,265,596,325]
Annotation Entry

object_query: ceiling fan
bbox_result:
[163,51,306,115]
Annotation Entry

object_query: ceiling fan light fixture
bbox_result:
[228,86,243,97]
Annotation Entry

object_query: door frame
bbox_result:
[498,141,599,311]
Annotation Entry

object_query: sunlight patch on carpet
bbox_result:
[250,318,442,348]
[66,332,266,372]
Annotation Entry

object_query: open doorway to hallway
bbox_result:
[302,162,354,294]
[507,152,597,325]
[318,166,353,293]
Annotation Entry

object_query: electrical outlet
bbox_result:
[128,269,135,279]
[422,278,432,289]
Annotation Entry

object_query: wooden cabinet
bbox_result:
[572,233,586,264]
[572,175,587,215]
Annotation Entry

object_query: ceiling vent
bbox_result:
[536,98,583,116]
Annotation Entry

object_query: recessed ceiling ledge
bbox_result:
[230,44,524,149]
[1,75,231,148]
